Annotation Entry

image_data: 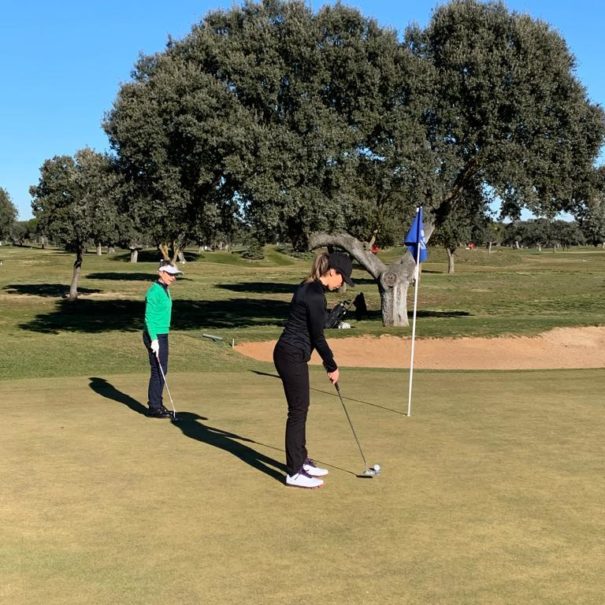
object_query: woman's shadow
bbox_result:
[174,411,286,482]
[88,377,286,483]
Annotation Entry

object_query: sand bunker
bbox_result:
[235,326,605,370]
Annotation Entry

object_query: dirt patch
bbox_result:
[235,327,605,370]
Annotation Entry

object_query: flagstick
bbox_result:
[407,248,421,416]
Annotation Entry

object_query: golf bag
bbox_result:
[325,300,351,329]
[352,292,368,320]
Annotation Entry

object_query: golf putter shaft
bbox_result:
[155,353,178,418]
[334,382,368,469]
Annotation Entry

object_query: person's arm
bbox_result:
[307,289,337,373]
[145,285,161,340]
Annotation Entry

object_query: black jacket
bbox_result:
[276,280,337,372]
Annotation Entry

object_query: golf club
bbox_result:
[334,382,380,478]
[155,354,179,423]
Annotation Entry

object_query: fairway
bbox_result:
[3,367,605,604]
[2,244,605,603]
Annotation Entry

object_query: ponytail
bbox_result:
[305,252,330,282]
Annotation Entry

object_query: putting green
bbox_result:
[2,367,604,604]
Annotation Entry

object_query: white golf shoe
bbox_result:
[286,469,324,489]
[303,458,329,477]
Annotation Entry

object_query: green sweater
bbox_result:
[144,281,172,340]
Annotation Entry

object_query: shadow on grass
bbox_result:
[20,298,288,333]
[415,310,471,318]
[4,283,101,297]
[110,250,201,263]
[89,377,148,416]
[89,376,286,482]
[218,282,297,294]
[250,370,404,416]
[85,272,193,283]
[173,411,286,483]
[85,272,156,281]
[313,385,406,416]
[323,308,472,322]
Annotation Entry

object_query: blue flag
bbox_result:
[404,207,428,263]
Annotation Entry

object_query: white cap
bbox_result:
[158,263,182,275]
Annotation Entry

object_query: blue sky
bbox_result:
[1,1,603,220]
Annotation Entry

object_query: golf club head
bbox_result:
[170,412,179,423]
[357,464,381,479]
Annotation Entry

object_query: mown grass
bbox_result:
[1,244,605,603]
[2,368,604,604]
[1,243,604,380]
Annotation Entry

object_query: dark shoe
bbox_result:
[160,405,178,421]
[147,406,171,418]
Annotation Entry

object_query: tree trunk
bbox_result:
[130,248,139,263]
[488,241,493,254]
[378,263,412,326]
[159,243,170,261]
[447,248,455,274]
[96,242,103,255]
[68,247,84,301]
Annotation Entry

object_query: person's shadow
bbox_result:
[173,411,286,482]
[88,377,286,483]
[89,377,148,416]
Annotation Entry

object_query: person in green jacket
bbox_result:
[143,262,182,418]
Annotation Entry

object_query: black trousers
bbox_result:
[273,341,310,476]
[143,332,169,409]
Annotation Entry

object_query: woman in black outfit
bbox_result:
[273,251,354,489]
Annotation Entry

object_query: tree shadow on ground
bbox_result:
[89,376,285,482]
[415,310,471,318]
[20,297,288,333]
[337,308,472,321]
[85,272,157,281]
[110,250,201,263]
[85,272,193,282]
[218,282,297,294]
[4,283,101,297]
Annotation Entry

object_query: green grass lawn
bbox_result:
[2,368,604,604]
[0,243,604,380]
[1,244,604,603]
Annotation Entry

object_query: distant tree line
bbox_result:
[21,0,605,319]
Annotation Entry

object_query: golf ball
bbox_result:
[374,464,381,472]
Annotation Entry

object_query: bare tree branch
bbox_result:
[309,232,386,279]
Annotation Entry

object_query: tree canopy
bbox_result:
[405,0,605,223]
[0,187,18,241]
[104,0,430,250]
[103,0,604,255]
[30,149,123,298]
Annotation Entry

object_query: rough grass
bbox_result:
[2,368,604,604]
[1,244,604,380]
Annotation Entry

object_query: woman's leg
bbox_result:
[274,345,310,476]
